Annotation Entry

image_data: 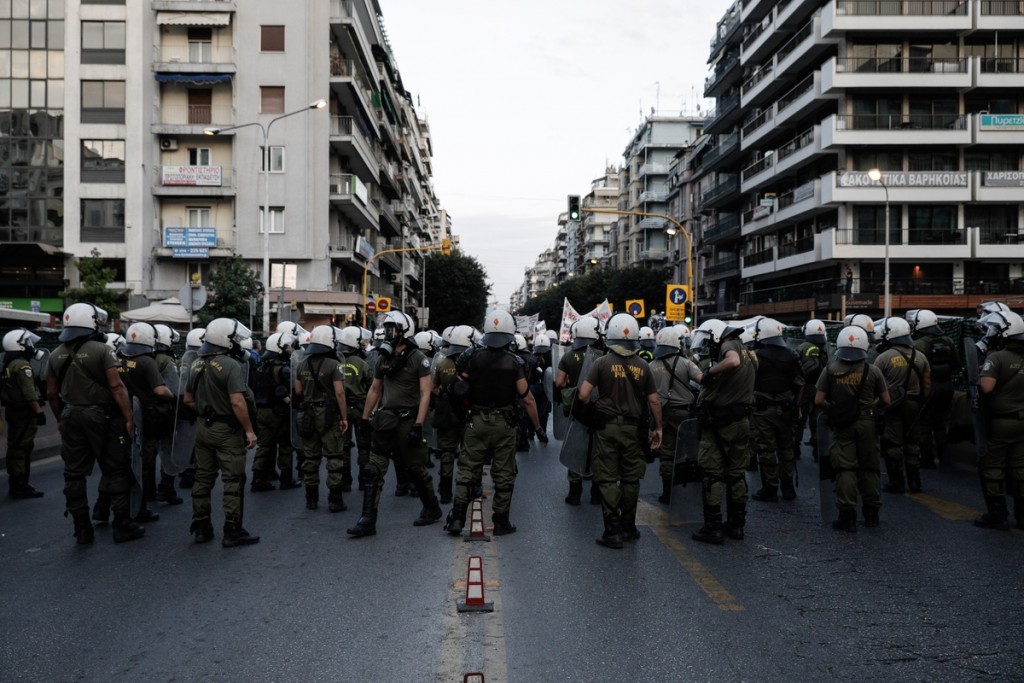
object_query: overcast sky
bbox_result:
[381,0,732,305]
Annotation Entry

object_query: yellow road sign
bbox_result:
[376,297,392,313]
[665,285,690,321]
[625,299,645,318]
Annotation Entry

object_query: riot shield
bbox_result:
[668,417,703,524]
[130,396,144,518]
[170,350,198,472]
[543,366,553,404]
[963,340,987,456]
[157,362,184,475]
[551,343,570,440]
[290,348,308,450]
[558,347,601,474]
[29,348,50,399]
[815,412,836,521]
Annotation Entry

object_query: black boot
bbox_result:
[190,518,214,543]
[974,496,1010,531]
[445,501,468,536]
[751,472,778,503]
[71,510,94,545]
[779,476,796,501]
[906,466,922,493]
[413,487,443,527]
[724,500,746,540]
[92,492,110,523]
[564,481,582,506]
[882,460,906,494]
[112,512,146,543]
[278,472,302,490]
[439,475,453,505]
[492,511,517,536]
[1015,497,1024,531]
[589,481,602,505]
[692,507,725,545]
[305,485,318,510]
[222,523,260,547]
[342,464,354,492]
[596,513,623,549]
[657,477,672,505]
[178,467,195,489]
[328,487,347,513]
[862,505,880,528]
[250,477,275,492]
[133,506,160,523]
[156,474,183,504]
[347,466,379,537]
[831,508,857,533]
[8,476,44,499]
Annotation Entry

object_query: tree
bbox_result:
[60,248,122,318]
[423,250,490,331]
[199,256,263,326]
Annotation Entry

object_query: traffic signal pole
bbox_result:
[361,240,451,329]
[580,207,696,327]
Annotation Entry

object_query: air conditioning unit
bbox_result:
[390,274,402,284]
[347,284,357,292]
[161,138,178,151]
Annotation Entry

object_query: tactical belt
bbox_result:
[306,400,327,408]
[605,415,641,426]
[382,407,415,420]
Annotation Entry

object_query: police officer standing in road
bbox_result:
[183,318,259,547]
[554,317,603,505]
[347,310,443,538]
[531,334,553,435]
[749,318,804,503]
[874,317,931,494]
[431,324,474,504]
[815,326,891,531]
[47,303,145,545]
[338,326,373,492]
[909,309,959,469]
[295,325,350,512]
[649,325,702,504]
[577,313,662,549]
[152,324,184,504]
[251,331,301,492]
[690,319,757,545]
[2,329,47,498]
[445,310,545,536]
[974,310,1024,530]
[793,319,828,457]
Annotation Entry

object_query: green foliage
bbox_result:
[424,250,490,331]
[199,256,263,326]
[517,265,672,330]
[60,248,122,318]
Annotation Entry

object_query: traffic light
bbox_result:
[683,303,693,325]
[441,238,452,255]
[567,195,581,221]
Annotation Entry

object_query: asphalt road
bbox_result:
[1,433,1022,682]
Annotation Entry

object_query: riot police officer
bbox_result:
[637,326,656,362]
[690,319,757,545]
[251,331,300,492]
[650,326,702,504]
[513,333,538,452]
[909,309,959,469]
[339,326,373,492]
[578,313,662,548]
[151,324,183,505]
[183,318,259,547]
[794,319,828,457]
[430,324,474,504]
[749,318,804,503]
[47,303,145,544]
[554,317,603,505]
[2,328,47,498]
[531,334,553,435]
[815,326,891,531]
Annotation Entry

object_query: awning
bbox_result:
[156,12,231,27]
[155,74,232,84]
[304,305,357,316]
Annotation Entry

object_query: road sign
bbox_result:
[665,284,690,322]
[365,301,377,314]
[178,283,208,312]
[625,299,645,318]
[376,297,391,313]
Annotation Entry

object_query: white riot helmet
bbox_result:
[441,326,455,344]
[638,326,656,349]
[907,309,942,336]
[979,310,1024,342]
[446,325,475,356]
[3,328,41,353]
[978,301,1012,317]
[153,324,179,351]
[749,317,786,347]
[122,322,158,357]
[307,325,340,355]
[692,319,741,351]
[513,333,528,351]
[836,325,870,361]
[654,326,682,359]
[875,316,913,346]
[533,335,551,353]
[481,309,516,349]
[105,333,125,352]
[185,327,205,350]
[382,310,415,345]
[545,329,558,343]
[739,328,755,348]
[276,321,307,338]
[266,331,297,355]
[240,337,253,351]
[803,319,827,345]
[847,313,876,342]
[59,302,109,342]
[338,326,363,353]
[413,331,434,352]
[605,313,640,351]
[201,318,251,355]
[570,317,601,350]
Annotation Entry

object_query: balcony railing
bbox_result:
[979,57,1024,73]
[638,187,671,203]
[740,277,834,305]
[702,176,740,205]
[742,155,773,180]
[710,12,741,53]
[742,109,773,136]
[979,229,1023,245]
[834,113,966,130]
[741,63,774,95]
[158,44,234,65]
[835,56,968,74]
[908,228,967,245]
[778,234,815,258]
[702,132,740,169]
[705,53,740,92]
[705,92,740,129]
[835,1,968,15]
[777,127,815,161]
[703,213,741,244]
[777,72,814,111]
[743,247,774,267]
[982,0,1024,14]
[776,19,814,63]
[160,104,232,126]
[835,228,904,245]
[741,14,772,52]
[706,257,740,276]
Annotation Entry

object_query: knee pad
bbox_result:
[360,464,382,486]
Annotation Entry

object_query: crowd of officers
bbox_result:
[2,298,1022,549]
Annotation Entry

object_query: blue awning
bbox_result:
[155,74,232,84]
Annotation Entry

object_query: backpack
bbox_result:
[253,359,288,408]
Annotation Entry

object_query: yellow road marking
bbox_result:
[907,492,981,521]
[637,500,744,612]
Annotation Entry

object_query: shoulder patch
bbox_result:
[982,361,993,372]
[22,367,33,378]
[422,359,431,368]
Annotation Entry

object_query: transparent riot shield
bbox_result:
[558,346,601,475]
[290,348,308,450]
[963,340,987,456]
[29,348,50,399]
[543,366,553,404]
[551,343,570,440]
[130,396,144,518]
[156,361,183,475]
[668,418,703,524]
[170,350,198,472]
[816,412,836,521]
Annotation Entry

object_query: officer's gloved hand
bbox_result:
[535,428,549,445]
[36,412,46,426]
[702,371,718,386]
[408,423,424,446]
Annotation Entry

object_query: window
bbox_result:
[81,80,125,123]
[967,205,1019,244]
[188,27,212,63]
[260,86,284,114]
[187,207,212,228]
[188,147,212,166]
[259,207,285,234]
[80,139,125,182]
[261,25,284,52]
[81,199,125,242]
[908,206,960,245]
[907,150,956,171]
[852,205,900,245]
[260,145,284,172]
[851,150,902,171]
[965,151,1018,171]
[81,21,125,64]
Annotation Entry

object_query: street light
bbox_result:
[205,98,327,334]
[867,168,891,317]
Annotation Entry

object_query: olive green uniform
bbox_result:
[751,344,804,500]
[298,352,347,498]
[650,354,700,482]
[431,353,464,502]
[119,353,169,502]
[342,353,372,484]
[793,341,827,453]
[875,345,930,490]
[2,356,43,491]
[978,345,1024,528]
[252,354,294,487]
[913,333,958,467]
[187,352,249,529]
[816,359,889,516]
[557,346,601,487]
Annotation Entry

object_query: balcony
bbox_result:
[705,53,741,98]
[823,0,971,35]
[638,248,670,262]
[821,113,971,149]
[701,132,741,172]
[329,115,379,179]
[701,175,740,210]
[153,0,235,10]
[329,56,376,122]
[976,56,1024,90]
[637,161,670,177]
[979,0,1024,28]
[703,91,741,135]
[638,187,671,203]
[152,104,233,135]
[153,165,235,197]
[740,107,776,149]
[638,217,669,231]
[705,257,740,278]
[328,173,378,233]
[822,55,971,92]
[703,213,741,245]
[154,44,236,74]
[977,170,1024,202]
[709,9,742,62]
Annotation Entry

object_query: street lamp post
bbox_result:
[867,168,891,317]
[205,98,326,334]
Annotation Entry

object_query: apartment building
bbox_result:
[1,0,446,330]
[696,0,1024,323]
